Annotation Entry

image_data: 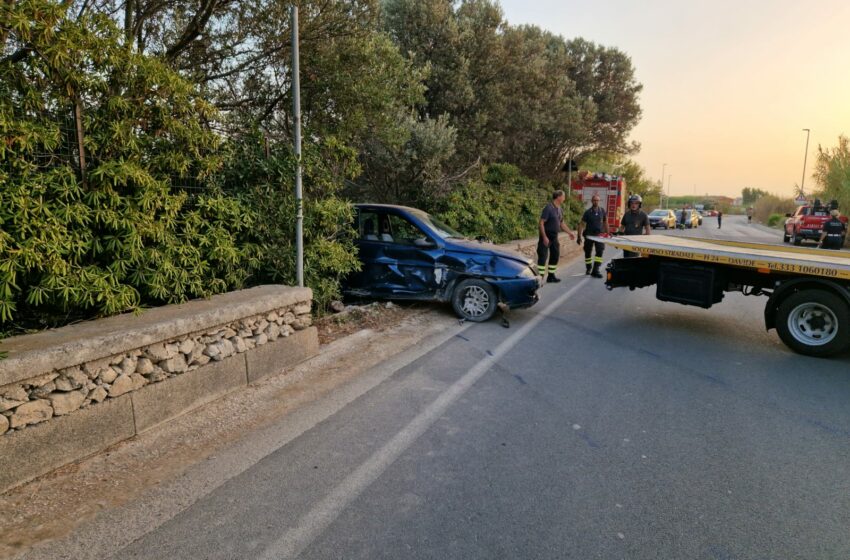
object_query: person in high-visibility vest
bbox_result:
[576,194,609,278]
[537,190,576,283]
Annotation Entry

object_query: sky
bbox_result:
[498,0,850,198]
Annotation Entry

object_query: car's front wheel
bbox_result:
[452,278,498,322]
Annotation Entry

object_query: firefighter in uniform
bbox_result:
[537,190,576,283]
[618,194,651,258]
[576,194,609,278]
[818,209,846,250]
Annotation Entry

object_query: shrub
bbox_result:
[0,3,258,331]
[754,195,795,225]
[767,213,784,227]
[223,135,361,312]
[436,164,577,243]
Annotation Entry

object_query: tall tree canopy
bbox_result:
[380,0,643,182]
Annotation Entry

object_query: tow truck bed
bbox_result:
[589,235,850,280]
[588,235,850,357]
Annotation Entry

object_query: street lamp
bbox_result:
[661,163,667,207]
[667,174,672,207]
[800,128,811,199]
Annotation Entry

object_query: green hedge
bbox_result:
[436,164,580,243]
[0,4,258,333]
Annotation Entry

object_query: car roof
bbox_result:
[354,203,422,213]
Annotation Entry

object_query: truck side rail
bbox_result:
[588,235,850,281]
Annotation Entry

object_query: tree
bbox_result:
[71,0,424,150]
[742,187,769,205]
[561,38,643,163]
[814,135,850,210]
[355,113,458,207]
[380,2,642,181]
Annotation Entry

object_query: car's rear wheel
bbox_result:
[775,289,850,357]
[792,230,802,245]
[452,278,498,322]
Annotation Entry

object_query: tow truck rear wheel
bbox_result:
[452,278,498,322]
[775,290,850,357]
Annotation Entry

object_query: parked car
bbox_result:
[648,209,677,229]
[784,202,848,245]
[344,204,541,322]
[674,209,700,229]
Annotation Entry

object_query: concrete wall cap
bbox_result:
[0,285,312,387]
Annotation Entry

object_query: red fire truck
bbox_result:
[570,171,627,231]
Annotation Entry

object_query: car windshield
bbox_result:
[649,210,668,216]
[410,209,465,239]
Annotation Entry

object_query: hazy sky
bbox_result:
[499,0,850,198]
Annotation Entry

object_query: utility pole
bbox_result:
[292,5,304,287]
[660,163,667,208]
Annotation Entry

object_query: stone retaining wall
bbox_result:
[0,285,319,493]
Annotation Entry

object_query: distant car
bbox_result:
[648,209,677,229]
[674,209,700,229]
[344,204,541,322]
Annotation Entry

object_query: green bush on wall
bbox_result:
[0,4,258,332]
[223,134,362,312]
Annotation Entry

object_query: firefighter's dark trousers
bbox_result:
[537,232,559,276]
[583,238,604,272]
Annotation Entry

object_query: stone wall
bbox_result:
[0,285,319,492]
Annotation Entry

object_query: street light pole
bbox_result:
[661,162,667,208]
[292,5,304,287]
[800,128,811,199]
[667,174,672,207]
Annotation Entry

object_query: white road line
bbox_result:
[258,278,591,560]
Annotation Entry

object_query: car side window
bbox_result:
[358,211,381,241]
[386,214,428,245]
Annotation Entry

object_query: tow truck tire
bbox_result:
[452,278,498,322]
[775,290,850,357]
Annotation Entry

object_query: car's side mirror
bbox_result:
[414,237,435,248]
[785,213,792,218]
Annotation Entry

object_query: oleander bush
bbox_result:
[0,3,258,332]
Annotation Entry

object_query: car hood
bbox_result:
[443,238,532,266]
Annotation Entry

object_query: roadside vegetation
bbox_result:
[1,0,645,334]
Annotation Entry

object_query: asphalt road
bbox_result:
[54,216,850,559]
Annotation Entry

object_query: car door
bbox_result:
[378,212,443,297]
[348,209,442,298]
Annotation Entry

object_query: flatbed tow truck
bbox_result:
[590,234,850,357]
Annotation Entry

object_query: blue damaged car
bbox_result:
[344,204,541,322]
